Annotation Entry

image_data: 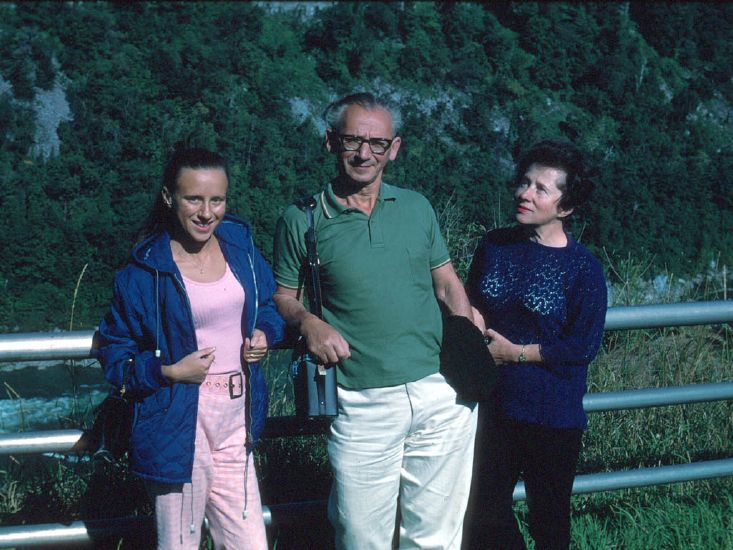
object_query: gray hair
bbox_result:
[322,92,403,136]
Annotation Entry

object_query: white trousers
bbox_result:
[327,372,478,550]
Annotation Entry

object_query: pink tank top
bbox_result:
[182,263,246,375]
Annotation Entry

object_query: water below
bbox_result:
[0,360,109,433]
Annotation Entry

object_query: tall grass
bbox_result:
[572,252,733,549]
[571,493,733,550]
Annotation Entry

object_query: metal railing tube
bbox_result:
[0,521,93,548]
[263,500,329,527]
[0,430,84,455]
[0,516,153,548]
[0,502,329,547]
[0,301,732,365]
[604,300,733,331]
[0,330,96,362]
[3,458,733,547]
[3,380,733,454]
[512,458,733,501]
[583,381,733,412]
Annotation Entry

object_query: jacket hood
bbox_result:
[131,214,255,273]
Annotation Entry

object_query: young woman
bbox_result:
[465,140,607,550]
[97,147,284,549]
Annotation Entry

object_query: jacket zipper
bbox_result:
[171,271,202,467]
[223,237,259,448]
[172,273,199,402]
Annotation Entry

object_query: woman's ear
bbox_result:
[161,187,173,208]
[557,206,574,219]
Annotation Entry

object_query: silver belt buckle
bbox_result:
[229,372,243,399]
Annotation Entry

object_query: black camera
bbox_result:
[291,351,338,417]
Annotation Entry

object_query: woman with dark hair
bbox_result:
[97,147,284,549]
[464,140,607,549]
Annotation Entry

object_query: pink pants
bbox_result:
[147,372,267,549]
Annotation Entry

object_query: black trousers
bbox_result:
[464,401,583,550]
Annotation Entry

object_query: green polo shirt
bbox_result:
[274,181,450,390]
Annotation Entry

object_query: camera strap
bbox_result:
[292,194,339,417]
[296,195,323,319]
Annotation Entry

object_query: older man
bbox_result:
[273,92,478,549]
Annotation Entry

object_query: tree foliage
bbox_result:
[1,2,732,330]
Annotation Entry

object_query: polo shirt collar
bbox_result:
[321,180,398,219]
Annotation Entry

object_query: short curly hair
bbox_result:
[514,140,593,215]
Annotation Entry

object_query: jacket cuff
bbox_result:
[140,351,169,388]
[256,321,280,348]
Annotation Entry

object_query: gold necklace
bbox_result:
[194,253,206,274]
[174,242,211,274]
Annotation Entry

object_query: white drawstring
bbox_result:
[155,269,161,358]
[243,449,249,520]
[179,491,184,544]
[190,483,195,534]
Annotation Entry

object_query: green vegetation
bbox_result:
[1,2,732,330]
[1,2,732,548]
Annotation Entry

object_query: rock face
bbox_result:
[29,78,73,161]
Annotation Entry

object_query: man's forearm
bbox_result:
[440,281,473,318]
[274,287,351,363]
[273,292,315,328]
[431,262,473,318]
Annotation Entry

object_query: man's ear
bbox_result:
[388,136,402,161]
[325,130,338,153]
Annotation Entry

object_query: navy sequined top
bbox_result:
[467,226,607,429]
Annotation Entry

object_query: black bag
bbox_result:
[439,315,498,402]
[290,195,338,418]
[88,357,134,463]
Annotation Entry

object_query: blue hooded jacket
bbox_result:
[96,215,285,483]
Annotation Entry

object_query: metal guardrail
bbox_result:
[0,502,327,547]
[0,300,732,547]
[0,518,152,548]
[0,420,335,455]
[583,381,733,411]
[514,458,733,501]
[603,300,733,330]
[0,430,84,455]
[1,300,731,363]
[2,458,733,547]
[0,330,97,362]
[5,457,733,548]
[4,379,733,456]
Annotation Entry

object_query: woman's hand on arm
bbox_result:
[243,329,269,363]
[162,348,215,384]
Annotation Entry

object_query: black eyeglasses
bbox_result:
[336,134,394,155]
